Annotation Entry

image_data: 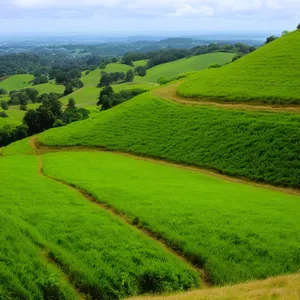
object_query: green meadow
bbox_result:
[137,53,235,83]
[43,151,300,285]
[0,74,34,91]
[0,155,199,299]
[178,31,300,104]
[34,83,65,94]
[38,92,300,188]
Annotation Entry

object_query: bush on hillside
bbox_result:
[0,111,8,118]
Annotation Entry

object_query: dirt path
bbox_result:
[38,154,210,287]
[153,82,300,113]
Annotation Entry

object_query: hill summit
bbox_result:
[177,30,300,104]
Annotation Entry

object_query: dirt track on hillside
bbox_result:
[153,82,300,113]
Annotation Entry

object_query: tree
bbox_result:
[97,85,114,106]
[125,69,134,82]
[64,83,73,96]
[67,98,76,109]
[23,109,41,135]
[297,23,300,30]
[266,35,278,44]
[135,66,147,77]
[282,30,289,36]
[0,101,8,110]
[0,88,7,95]
[20,104,27,111]
[122,56,133,66]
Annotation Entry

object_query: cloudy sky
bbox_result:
[0,0,299,35]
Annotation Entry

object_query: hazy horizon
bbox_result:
[0,1,299,35]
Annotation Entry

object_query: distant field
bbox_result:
[0,155,198,299]
[178,31,300,104]
[137,53,235,83]
[33,83,65,94]
[38,93,300,188]
[134,60,148,67]
[0,108,25,129]
[43,151,300,285]
[60,83,157,106]
[0,74,34,91]
[60,86,99,105]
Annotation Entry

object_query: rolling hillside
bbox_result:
[38,92,300,188]
[137,53,235,83]
[178,30,300,104]
[0,74,34,91]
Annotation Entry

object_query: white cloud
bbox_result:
[172,4,214,17]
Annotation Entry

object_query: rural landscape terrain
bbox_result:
[0,15,300,300]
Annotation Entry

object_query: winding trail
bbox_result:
[153,82,300,113]
[35,140,210,288]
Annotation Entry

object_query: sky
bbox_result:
[0,0,299,35]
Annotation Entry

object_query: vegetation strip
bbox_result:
[38,155,210,287]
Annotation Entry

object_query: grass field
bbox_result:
[0,155,199,299]
[38,92,300,188]
[1,136,35,155]
[0,108,25,129]
[0,211,77,299]
[134,60,148,67]
[42,151,300,286]
[178,31,300,104]
[0,74,34,91]
[60,83,156,106]
[137,53,235,83]
[33,83,65,95]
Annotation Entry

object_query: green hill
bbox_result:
[0,74,34,91]
[178,31,300,104]
[38,92,300,188]
[138,53,235,83]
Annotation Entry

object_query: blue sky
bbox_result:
[0,0,299,35]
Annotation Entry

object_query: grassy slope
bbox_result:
[0,212,77,299]
[33,83,65,94]
[1,136,35,155]
[129,273,300,300]
[43,151,300,285]
[0,155,198,299]
[38,93,300,188]
[178,31,300,104]
[0,74,34,91]
[137,53,235,83]
[134,60,148,67]
[0,108,26,129]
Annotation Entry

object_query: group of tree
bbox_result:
[134,66,147,77]
[97,85,146,111]
[98,70,134,87]
[23,95,90,135]
[31,75,49,85]
[7,88,63,111]
[121,43,257,70]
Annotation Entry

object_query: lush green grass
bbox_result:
[178,31,300,104]
[0,74,34,91]
[0,108,25,129]
[43,151,300,285]
[0,155,198,299]
[2,136,34,156]
[34,83,65,95]
[112,82,158,92]
[0,211,77,299]
[105,63,133,74]
[134,60,148,67]
[60,86,99,105]
[137,53,235,83]
[38,93,300,188]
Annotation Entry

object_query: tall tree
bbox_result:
[125,69,134,82]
